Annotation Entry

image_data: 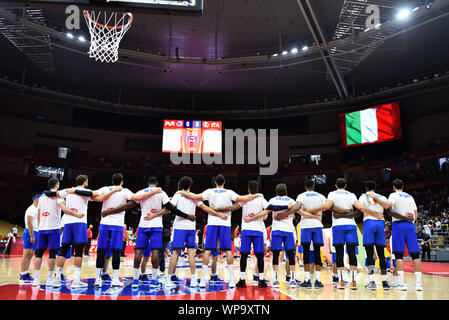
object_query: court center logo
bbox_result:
[170,129,279,176]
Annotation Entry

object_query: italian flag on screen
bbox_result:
[340,102,402,148]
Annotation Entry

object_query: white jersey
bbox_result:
[61,213,68,228]
[269,196,296,233]
[359,192,386,221]
[201,188,239,227]
[296,191,326,229]
[388,191,417,223]
[240,196,269,233]
[63,188,91,225]
[171,192,203,230]
[37,194,63,231]
[24,205,38,231]
[137,187,170,228]
[328,190,358,227]
[98,186,134,227]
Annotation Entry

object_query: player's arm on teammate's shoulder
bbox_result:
[274,201,300,220]
[130,187,162,201]
[353,201,383,219]
[297,209,322,221]
[247,209,271,223]
[212,203,242,212]
[333,209,362,219]
[366,192,393,209]
[385,208,414,223]
[235,193,262,202]
[59,201,84,218]
[91,186,123,202]
[307,200,333,214]
[101,201,138,217]
[144,207,168,221]
[177,190,203,201]
[199,203,226,220]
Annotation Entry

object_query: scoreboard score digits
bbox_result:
[162,120,222,154]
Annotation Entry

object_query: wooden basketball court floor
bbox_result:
[1,254,449,300]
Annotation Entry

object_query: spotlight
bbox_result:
[396,8,411,20]
[66,32,73,39]
[302,45,309,51]
[291,48,298,54]
[412,6,420,12]
[78,35,85,42]
[282,50,288,55]
[272,53,279,57]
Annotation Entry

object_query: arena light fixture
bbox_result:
[396,8,411,20]
[302,45,309,51]
[282,50,288,55]
[291,48,298,54]
[272,53,278,57]
[78,35,86,42]
[66,32,74,39]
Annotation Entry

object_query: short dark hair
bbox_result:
[275,183,288,196]
[335,178,347,189]
[179,176,193,191]
[148,176,158,186]
[304,179,315,190]
[75,174,88,186]
[215,174,225,186]
[365,180,376,192]
[248,180,259,194]
[48,177,59,189]
[393,179,403,190]
[112,173,124,185]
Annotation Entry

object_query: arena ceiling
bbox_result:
[0,0,449,114]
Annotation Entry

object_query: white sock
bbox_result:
[338,270,344,282]
[152,268,158,280]
[74,267,81,282]
[368,273,374,282]
[21,271,28,276]
[113,269,120,282]
[202,265,208,280]
[96,268,102,280]
[304,271,310,281]
[393,275,399,285]
[34,270,40,281]
[382,274,388,282]
[416,272,422,284]
[228,265,234,282]
[351,270,357,282]
[133,268,139,280]
[191,274,197,283]
[398,271,404,284]
[47,271,53,280]
[240,272,245,280]
[316,271,321,281]
[259,273,264,281]
[273,270,278,281]
[290,270,295,280]
[55,267,63,279]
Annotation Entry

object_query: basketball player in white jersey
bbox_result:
[165,176,224,288]
[366,179,422,291]
[358,180,390,290]
[178,174,262,288]
[19,193,41,284]
[32,178,81,287]
[94,173,162,287]
[305,178,381,290]
[53,174,121,288]
[294,179,326,289]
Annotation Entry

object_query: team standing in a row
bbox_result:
[19,173,423,291]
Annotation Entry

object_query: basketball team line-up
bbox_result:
[18,172,424,293]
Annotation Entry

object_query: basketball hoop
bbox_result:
[83,10,133,63]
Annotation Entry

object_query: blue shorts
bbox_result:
[136,227,162,250]
[211,248,221,256]
[98,224,123,250]
[271,231,296,251]
[332,253,336,264]
[240,230,264,253]
[310,251,315,264]
[23,229,38,250]
[332,225,358,246]
[205,226,231,251]
[36,229,61,250]
[301,227,324,246]
[363,220,386,246]
[392,221,420,254]
[171,229,196,250]
[297,245,303,253]
[62,223,87,245]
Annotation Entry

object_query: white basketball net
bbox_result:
[83,10,133,63]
